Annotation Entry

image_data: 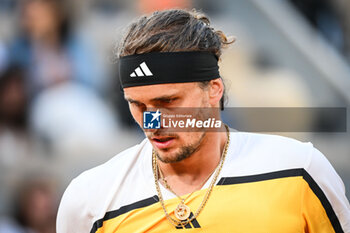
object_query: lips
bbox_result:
[151,136,176,149]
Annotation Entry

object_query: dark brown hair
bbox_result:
[117,9,233,58]
[116,9,234,109]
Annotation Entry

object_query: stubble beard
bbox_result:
[155,131,206,163]
[151,97,211,163]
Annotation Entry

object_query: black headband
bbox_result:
[118,51,220,88]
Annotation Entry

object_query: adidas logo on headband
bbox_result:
[130,62,153,77]
[119,51,219,88]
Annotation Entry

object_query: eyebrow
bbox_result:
[124,97,138,103]
[150,94,178,102]
[124,94,178,104]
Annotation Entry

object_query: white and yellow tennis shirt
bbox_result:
[57,132,350,233]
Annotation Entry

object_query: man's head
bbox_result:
[117,9,233,163]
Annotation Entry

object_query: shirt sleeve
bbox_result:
[302,146,350,233]
[56,178,93,233]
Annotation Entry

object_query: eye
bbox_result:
[127,99,140,106]
[163,99,172,103]
[163,98,178,104]
[128,100,143,108]
[129,101,147,112]
[131,101,141,106]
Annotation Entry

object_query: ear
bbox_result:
[208,78,224,107]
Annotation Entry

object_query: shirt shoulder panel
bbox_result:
[226,132,349,232]
[304,147,350,232]
[224,132,314,176]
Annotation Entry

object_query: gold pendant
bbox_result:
[174,203,191,221]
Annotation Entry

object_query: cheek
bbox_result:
[180,132,204,144]
[187,89,210,107]
[176,132,195,144]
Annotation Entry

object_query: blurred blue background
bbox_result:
[0,0,349,232]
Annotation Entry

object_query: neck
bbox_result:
[157,129,228,196]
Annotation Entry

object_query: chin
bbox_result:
[156,148,176,159]
[155,148,193,164]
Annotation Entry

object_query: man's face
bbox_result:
[124,82,211,163]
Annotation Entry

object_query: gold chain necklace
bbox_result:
[152,125,230,227]
[158,162,217,209]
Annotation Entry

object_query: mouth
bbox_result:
[151,136,176,149]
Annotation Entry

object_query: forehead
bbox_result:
[123,82,201,100]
